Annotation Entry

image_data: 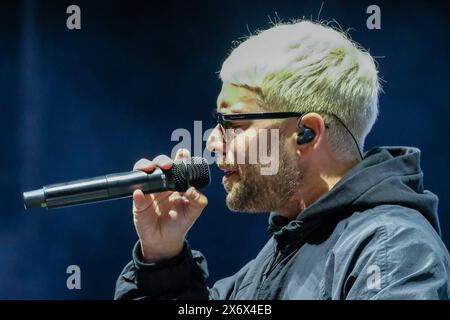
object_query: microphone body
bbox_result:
[23,157,210,210]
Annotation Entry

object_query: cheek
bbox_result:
[225,130,260,166]
[230,130,258,153]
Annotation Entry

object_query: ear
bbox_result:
[296,113,327,158]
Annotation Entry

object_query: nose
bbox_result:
[207,124,226,156]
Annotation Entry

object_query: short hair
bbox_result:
[219,20,380,161]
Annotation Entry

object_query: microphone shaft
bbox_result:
[24,168,175,209]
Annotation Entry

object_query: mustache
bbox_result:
[215,156,239,170]
[215,157,262,173]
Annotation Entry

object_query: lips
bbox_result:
[218,166,238,177]
[224,170,237,177]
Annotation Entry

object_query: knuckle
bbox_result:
[168,193,180,202]
[176,148,191,158]
[133,158,153,170]
[153,154,172,165]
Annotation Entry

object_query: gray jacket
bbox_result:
[115,147,450,299]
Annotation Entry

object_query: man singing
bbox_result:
[114,20,450,299]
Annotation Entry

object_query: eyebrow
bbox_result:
[216,100,229,111]
[214,108,244,115]
[215,100,245,115]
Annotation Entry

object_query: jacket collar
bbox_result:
[266,147,439,249]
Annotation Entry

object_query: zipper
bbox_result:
[257,245,289,299]
[262,246,286,281]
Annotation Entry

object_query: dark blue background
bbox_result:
[1,0,449,299]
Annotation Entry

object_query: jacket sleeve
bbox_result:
[114,240,252,300]
[334,210,450,300]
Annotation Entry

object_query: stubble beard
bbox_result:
[224,147,303,213]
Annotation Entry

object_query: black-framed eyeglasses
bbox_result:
[213,111,363,160]
[214,111,330,131]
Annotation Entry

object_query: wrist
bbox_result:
[140,242,184,263]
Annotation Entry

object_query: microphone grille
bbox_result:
[172,157,211,192]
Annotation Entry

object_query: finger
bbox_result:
[133,158,156,172]
[152,191,173,203]
[168,192,182,202]
[153,154,173,170]
[150,191,176,214]
[175,148,191,160]
[184,187,208,222]
[133,189,152,212]
[168,192,188,207]
[168,210,178,220]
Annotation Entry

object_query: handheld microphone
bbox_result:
[23,157,210,210]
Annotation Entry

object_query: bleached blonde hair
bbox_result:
[219,20,380,161]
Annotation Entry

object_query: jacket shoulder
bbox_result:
[326,205,450,299]
[340,204,442,246]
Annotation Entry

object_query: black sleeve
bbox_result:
[114,240,211,300]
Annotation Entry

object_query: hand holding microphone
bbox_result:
[23,149,210,262]
[132,149,209,262]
